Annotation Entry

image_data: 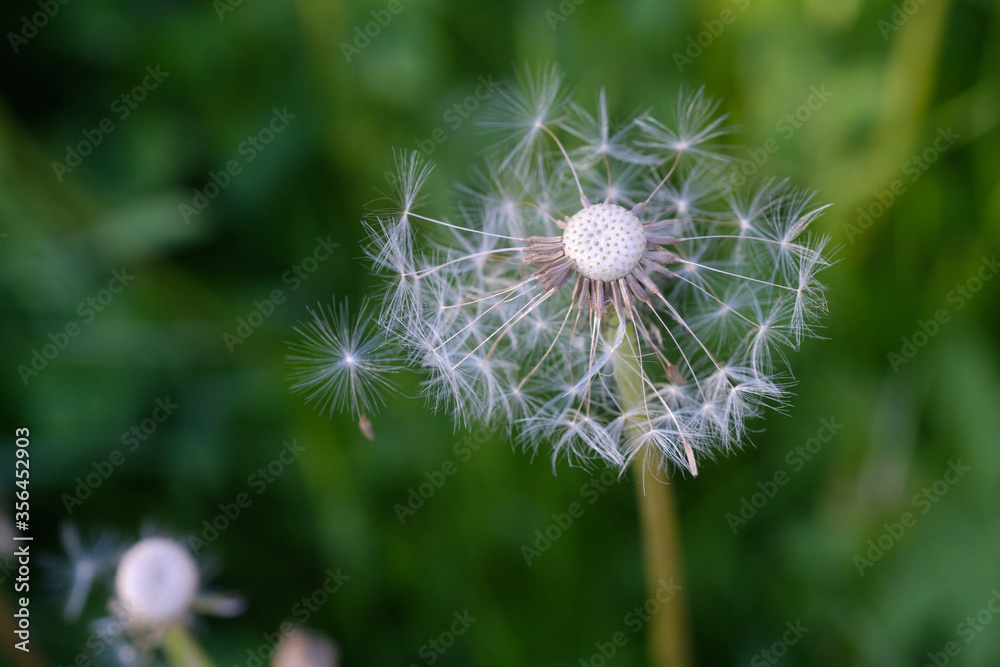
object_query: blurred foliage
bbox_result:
[1,0,999,665]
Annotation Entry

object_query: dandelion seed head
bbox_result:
[114,538,199,627]
[301,69,831,475]
[562,203,646,282]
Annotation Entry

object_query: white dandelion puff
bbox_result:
[55,528,243,666]
[114,537,201,629]
[302,71,831,477]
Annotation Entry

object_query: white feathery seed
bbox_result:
[287,297,400,439]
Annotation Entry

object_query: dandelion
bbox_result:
[111,536,243,665]
[293,66,831,667]
[114,538,199,627]
[351,68,829,477]
[57,529,244,667]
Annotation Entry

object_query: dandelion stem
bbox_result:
[630,455,693,667]
[162,625,217,667]
[613,321,693,667]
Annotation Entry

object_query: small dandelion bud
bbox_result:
[114,537,200,627]
[272,626,339,667]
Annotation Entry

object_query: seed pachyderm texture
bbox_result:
[291,66,832,476]
[563,203,647,282]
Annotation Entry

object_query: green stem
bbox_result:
[162,625,217,667]
[613,321,693,667]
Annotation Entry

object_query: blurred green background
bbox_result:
[1,0,999,665]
